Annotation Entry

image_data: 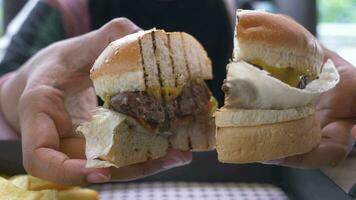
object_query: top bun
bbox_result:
[91,31,147,99]
[91,29,212,99]
[233,10,323,77]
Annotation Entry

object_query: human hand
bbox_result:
[1,18,192,185]
[264,48,356,168]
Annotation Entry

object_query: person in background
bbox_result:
[0,0,354,185]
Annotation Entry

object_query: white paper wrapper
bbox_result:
[77,108,124,168]
[224,59,339,109]
[77,108,172,168]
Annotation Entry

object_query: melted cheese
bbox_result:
[209,96,219,116]
[161,85,184,101]
[224,60,339,109]
[250,59,313,87]
[146,87,162,100]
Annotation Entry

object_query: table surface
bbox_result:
[1,140,355,198]
[90,182,289,200]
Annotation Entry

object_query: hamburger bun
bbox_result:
[215,108,320,163]
[233,10,323,78]
[216,10,339,163]
[91,30,212,99]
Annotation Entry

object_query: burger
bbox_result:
[77,29,217,168]
[215,10,340,163]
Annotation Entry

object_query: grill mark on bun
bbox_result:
[138,38,149,88]
[181,33,204,80]
[168,140,173,149]
[152,31,171,131]
[152,31,166,91]
[178,32,196,115]
[179,32,201,112]
[168,33,190,86]
[167,34,178,86]
[146,150,152,161]
[187,135,193,149]
[180,33,192,79]
[139,32,161,98]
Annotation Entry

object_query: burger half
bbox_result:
[215,10,340,163]
[78,29,217,168]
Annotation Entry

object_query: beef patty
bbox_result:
[110,82,210,130]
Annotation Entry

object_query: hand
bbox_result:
[264,48,356,168]
[1,18,192,185]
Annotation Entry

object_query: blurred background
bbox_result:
[236,0,356,65]
[0,0,355,64]
[317,0,356,65]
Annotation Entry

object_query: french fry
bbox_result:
[27,176,74,191]
[58,189,100,200]
[1,175,100,200]
[8,175,28,189]
[0,177,58,200]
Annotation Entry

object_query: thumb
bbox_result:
[352,125,356,138]
[59,18,141,71]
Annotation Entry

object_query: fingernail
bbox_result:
[162,157,188,169]
[87,172,110,183]
[261,159,283,165]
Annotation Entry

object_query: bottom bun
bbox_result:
[216,113,320,163]
[77,108,215,168]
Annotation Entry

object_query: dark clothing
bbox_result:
[0,0,233,104]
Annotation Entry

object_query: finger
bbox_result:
[64,87,97,126]
[33,148,111,185]
[273,142,347,168]
[47,18,141,94]
[110,150,192,181]
[322,46,337,61]
[20,87,109,185]
[20,86,73,138]
[59,18,141,71]
[352,125,356,138]
[269,121,354,168]
[22,111,110,185]
[323,46,355,68]
[60,137,86,159]
[260,159,284,165]
[322,120,355,149]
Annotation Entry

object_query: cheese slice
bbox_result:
[224,59,339,109]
